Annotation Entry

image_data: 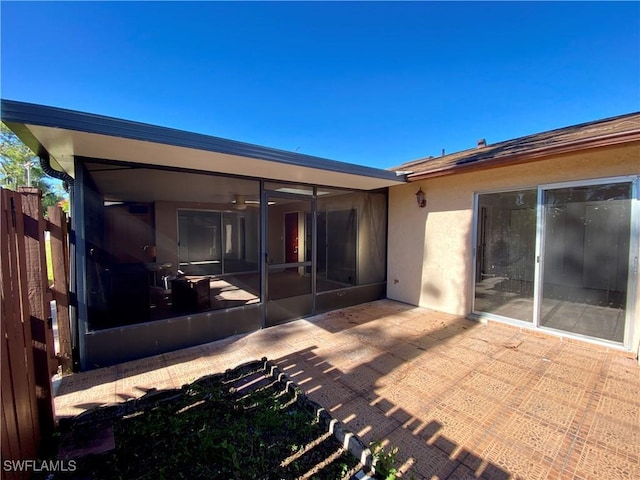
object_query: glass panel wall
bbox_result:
[266,194,312,300]
[265,192,313,325]
[541,183,631,341]
[315,189,387,292]
[82,162,389,332]
[82,161,260,330]
[474,190,537,322]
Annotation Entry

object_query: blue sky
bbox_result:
[2,1,639,169]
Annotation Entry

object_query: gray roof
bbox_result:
[1,99,406,190]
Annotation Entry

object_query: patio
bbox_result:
[54,300,639,479]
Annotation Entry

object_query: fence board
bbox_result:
[1,316,21,464]
[1,404,22,480]
[9,191,41,447]
[48,206,72,373]
[1,188,38,478]
[18,187,56,435]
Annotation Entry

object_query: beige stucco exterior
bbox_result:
[387,142,640,352]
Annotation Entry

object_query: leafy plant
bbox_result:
[370,441,400,480]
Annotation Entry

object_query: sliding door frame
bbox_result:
[472,175,639,349]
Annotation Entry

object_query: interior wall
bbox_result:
[387,142,639,350]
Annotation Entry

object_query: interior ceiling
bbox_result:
[87,163,342,205]
[88,164,260,204]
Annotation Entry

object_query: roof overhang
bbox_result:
[1,100,406,190]
[406,132,640,181]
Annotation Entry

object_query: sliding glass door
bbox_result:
[474,177,637,345]
[540,182,632,342]
[474,190,537,322]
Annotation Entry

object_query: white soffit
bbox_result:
[25,124,405,190]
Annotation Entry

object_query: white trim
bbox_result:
[537,175,638,191]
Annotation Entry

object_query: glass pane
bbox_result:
[267,268,311,300]
[541,183,631,342]
[223,211,260,273]
[316,190,387,292]
[208,272,260,309]
[474,190,537,321]
[266,197,311,265]
[265,182,313,196]
[266,192,313,325]
[178,210,222,275]
[83,160,262,329]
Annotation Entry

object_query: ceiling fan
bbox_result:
[231,195,261,210]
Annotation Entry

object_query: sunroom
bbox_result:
[1,100,406,370]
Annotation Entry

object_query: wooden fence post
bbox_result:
[18,187,56,435]
[47,206,73,373]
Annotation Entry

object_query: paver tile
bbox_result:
[415,406,487,458]
[594,394,639,425]
[581,413,640,461]
[532,376,588,405]
[331,396,400,445]
[385,427,459,480]
[52,299,640,479]
[515,392,581,430]
[463,436,553,480]
[572,442,639,480]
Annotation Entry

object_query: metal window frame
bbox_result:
[472,175,639,350]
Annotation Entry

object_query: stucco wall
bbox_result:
[387,143,640,351]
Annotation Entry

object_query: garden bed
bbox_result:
[40,359,369,480]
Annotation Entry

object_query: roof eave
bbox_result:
[1,99,406,189]
[407,130,640,181]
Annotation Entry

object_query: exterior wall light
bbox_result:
[415,188,426,208]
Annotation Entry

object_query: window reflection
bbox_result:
[474,190,537,322]
[541,183,631,341]
[82,162,260,330]
[315,190,387,292]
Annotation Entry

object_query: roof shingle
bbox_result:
[395,112,640,180]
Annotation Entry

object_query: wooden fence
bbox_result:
[1,187,71,479]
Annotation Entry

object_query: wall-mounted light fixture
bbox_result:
[415,188,426,208]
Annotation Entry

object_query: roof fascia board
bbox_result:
[408,131,640,181]
[1,99,405,185]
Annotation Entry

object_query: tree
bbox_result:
[1,123,68,214]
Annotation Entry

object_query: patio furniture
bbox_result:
[171,277,211,313]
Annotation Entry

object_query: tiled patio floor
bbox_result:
[54,300,640,479]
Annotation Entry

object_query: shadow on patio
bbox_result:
[54,299,640,479]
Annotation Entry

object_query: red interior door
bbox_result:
[285,212,298,265]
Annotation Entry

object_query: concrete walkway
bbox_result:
[54,300,640,479]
